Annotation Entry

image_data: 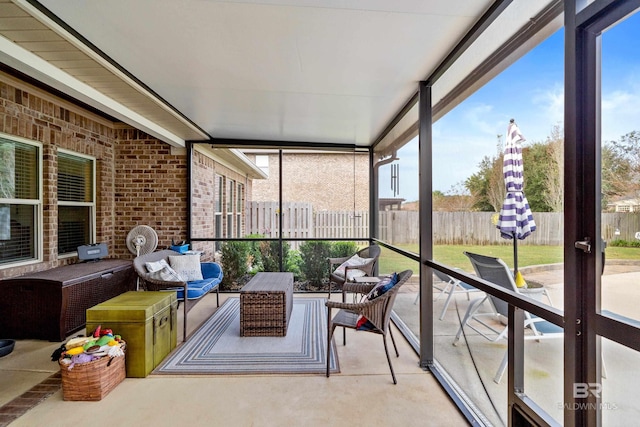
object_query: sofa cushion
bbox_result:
[145,259,169,273]
[148,265,183,282]
[174,278,217,300]
[169,255,203,281]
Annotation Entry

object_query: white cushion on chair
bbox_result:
[145,259,169,273]
[148,265,184,282]
[333,255,373,280]
[169,255,203,281]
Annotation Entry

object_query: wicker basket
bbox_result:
[59,350,126,401]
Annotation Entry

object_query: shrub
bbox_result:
[220,240,250,289]
[285,249,303,280]
[330,241,358,258]
[608,239,640,248]
[245,234,265,272]
[299,240,332,285]
[258,240,291,272]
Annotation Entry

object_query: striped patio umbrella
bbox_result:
[496,119,536,275]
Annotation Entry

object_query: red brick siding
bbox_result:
[0,73,117,278]
[189,149,253,259]
[190,150,216,257]
[0,73,249,278]
[113,129,188,259]
[249,153,369,211]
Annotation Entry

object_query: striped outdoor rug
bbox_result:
[154,297,339,375]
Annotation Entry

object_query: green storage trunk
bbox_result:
[86,291,177,378]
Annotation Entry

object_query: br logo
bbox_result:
[573,383,602,399]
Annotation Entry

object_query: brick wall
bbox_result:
[190,149,253,258]
[249,152,369,211]
[0,71,251,278]
[191,149,216,257]
[0,72,117,278]
[112,129,188,259]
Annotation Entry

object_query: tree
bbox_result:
[465,137,505,212]
[461,127,639,213]
[464,127,564,212]
[522,142,554,212]
[465,155,496,211]
[610,131,640,168]
[605,131,640,206]
[542,125,564,212]
[486,153,506,212]
[601,143,633,208]
[432,186,473,211]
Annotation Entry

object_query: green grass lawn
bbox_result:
[377,244,640,274]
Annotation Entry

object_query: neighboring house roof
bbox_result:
[379,198,406,210]
[196,146,267,180]
[607,198,640,212]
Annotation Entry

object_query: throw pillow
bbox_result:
[169,255,203,282]
[365,272,399,300]
[333,254,374,280]
[355,273,399,332]
[145,259,169,273]
[356,315,375,331]
[148,265,183,282]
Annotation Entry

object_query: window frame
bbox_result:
[0,132,43,268]
[226,178,235,237]
[214,174,223,251]
[236,182,244,237]
[56,148,96,258]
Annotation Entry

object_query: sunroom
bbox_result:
[1,1,639,426]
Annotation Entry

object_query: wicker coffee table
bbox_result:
[240,272,294,337]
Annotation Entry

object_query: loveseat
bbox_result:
[133,250,223,341]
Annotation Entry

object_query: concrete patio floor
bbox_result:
[392,262,640,426]
[0,292,467,427]
[4,263,639,427]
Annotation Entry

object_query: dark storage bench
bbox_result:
[0,259,136,341]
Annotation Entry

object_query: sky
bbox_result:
[379,10,640,201]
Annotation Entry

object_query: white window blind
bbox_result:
[57,151,95,255]
[0,136,40,265]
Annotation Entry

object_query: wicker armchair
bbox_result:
[133,250,222,341]
[327,244,381,298]
[326,269,413,384]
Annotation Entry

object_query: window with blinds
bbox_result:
[0,136,41,265]
[57,151,95,255]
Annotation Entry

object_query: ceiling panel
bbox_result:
[1,0,557,149]
[33,0,494,145]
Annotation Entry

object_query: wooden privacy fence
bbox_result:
[248,202,368,247]
[315,210,369,239]
[378,211,419,244]
[248,202,640,246]
[249,201,313,240]
[385,212,640,245]
[431,212,564,246]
